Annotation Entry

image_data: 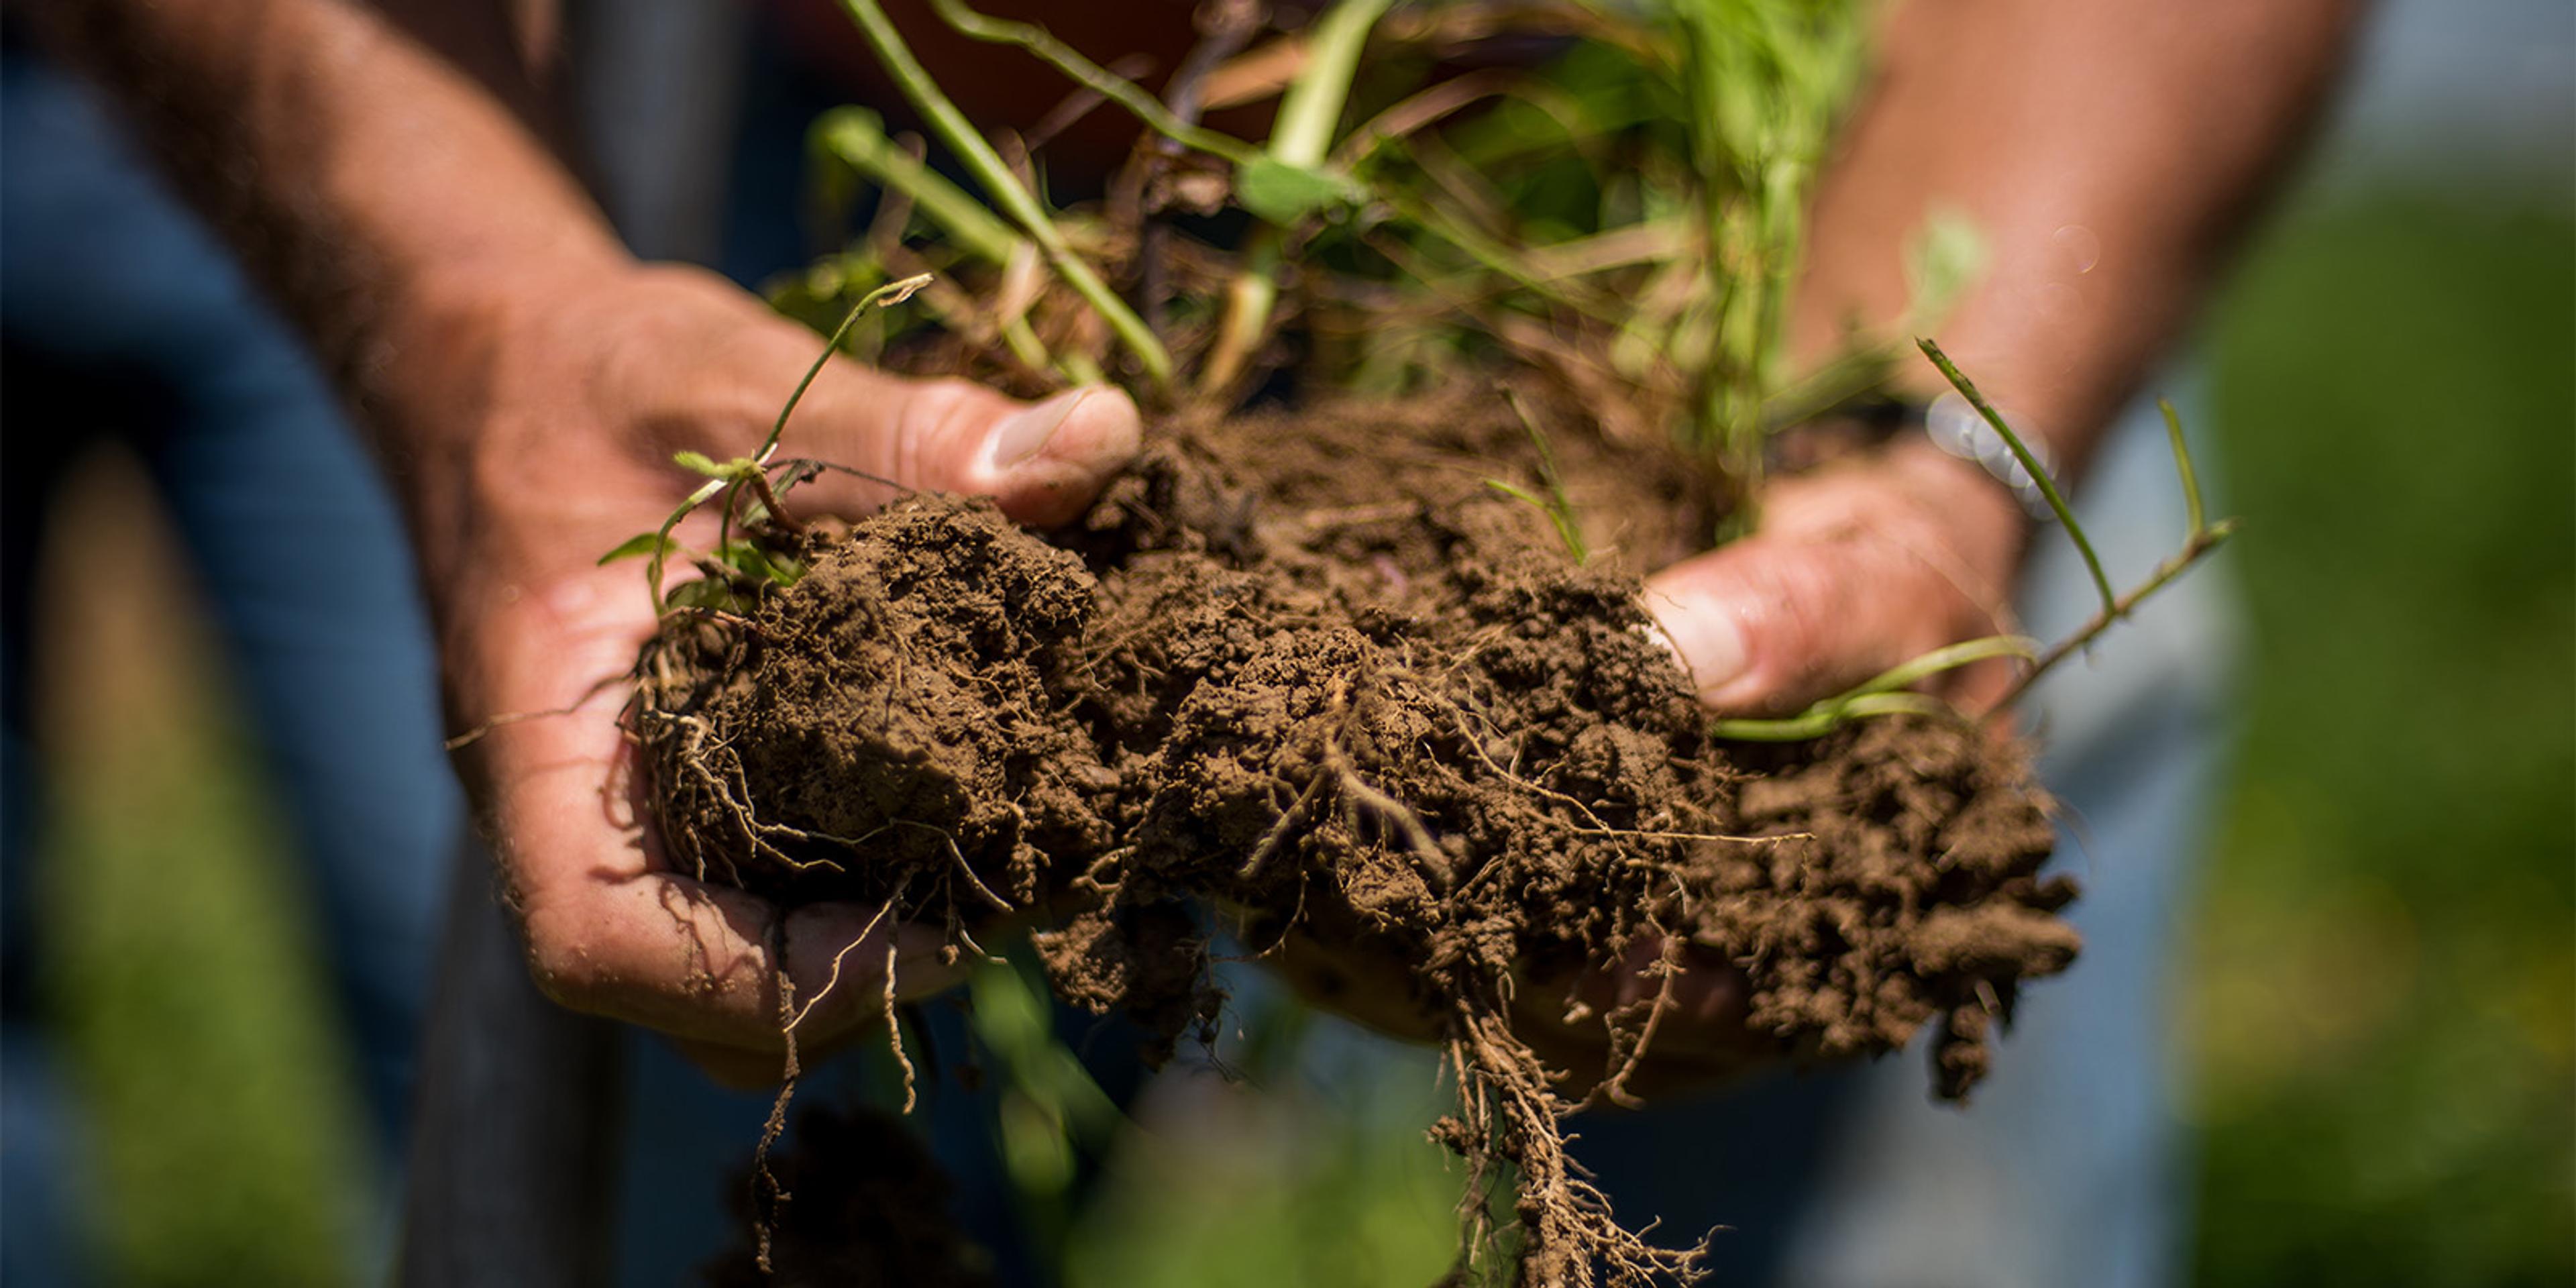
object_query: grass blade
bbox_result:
[924,0,1259,165]
[834,0,1174,385]
[1917,337,2116,614]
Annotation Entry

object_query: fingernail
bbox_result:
[1646,588,1751,698]
[989,387,1094,469]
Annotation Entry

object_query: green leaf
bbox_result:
[761,553,807,586]
[662,577,744,614]
[673,450,735,478]
[597,532,672,566]
[719,540,806,588]
[1235,156,1355,225]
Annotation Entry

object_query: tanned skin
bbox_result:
[39,0,2355,1083]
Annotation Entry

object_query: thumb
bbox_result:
[1643,533,1962,717]
[794,372,1143,527]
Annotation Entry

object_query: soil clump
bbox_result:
[638,386,2080,1284]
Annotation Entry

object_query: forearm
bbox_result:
[1797,0,2360,476]
[36,1,623,421]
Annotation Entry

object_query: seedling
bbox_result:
[1485,388,1589,564]
[1709,635,2039,741]
[600,272,932,614]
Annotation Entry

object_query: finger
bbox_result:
[602,268,1143,525]
[512,867,961,1055]
[1642,455,2022,716]
[669,1037,785,1091]
[806,376,1144,529]
[1568,936,1748,1031]
[621,291,1142,527]
[669,917,963,1092]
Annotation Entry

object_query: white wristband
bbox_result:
[1925,390,2061,521]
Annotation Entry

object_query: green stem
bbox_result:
[1379,185,1623,324]
[644,479,729,612]
[761,273,933,463]
[1987,396,2233,712]
[1709,690,1955,742]
[1198,0,1393,396]
[2161,397,2207,535]
[816,110,1083,382]
[1758,339,1899,434]
[1845,633,2039,699]
[1000,315,1056,373]
[1917,337,2116,614]
[1271,0,1395,168]
[1709,633,2035,742]
[1499,388,1587,564]
[816,109,1020,264]
[923,0,1258,164]
[631,274,928,611]
[1986,520,2237,712]
[1201,232,1281,395]
[834,0,1173,386]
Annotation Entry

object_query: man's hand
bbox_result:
[1507,442,2033,1095]
[44,0,1151,1086]
[400,262,1140,1085]
[1645,441,2030,718]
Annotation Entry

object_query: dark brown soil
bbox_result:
[637,386,2080,1286]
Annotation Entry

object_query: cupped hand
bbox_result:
[1644,439,2032,718]
[1276,441,2035,1093]
[1558,438,2034,1089]
[394,262,1140,1085]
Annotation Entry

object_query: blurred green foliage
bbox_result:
[2189,185,2575,1286]
[32,463,374,1287]
[1060,1043,1460,1288]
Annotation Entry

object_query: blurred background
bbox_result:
[4,1,2569,1285]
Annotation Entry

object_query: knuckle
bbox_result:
[517,902,612,1014]
[889,378,999,491]
[1742,545,1848,690]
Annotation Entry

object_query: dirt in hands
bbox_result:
[638,386,2080,1286]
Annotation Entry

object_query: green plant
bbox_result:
[782,0,1898,480]
[599,273,931,615]
[1712,341,2237,742]
[1486,388,1589,564]
[1709,634,2036,741]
